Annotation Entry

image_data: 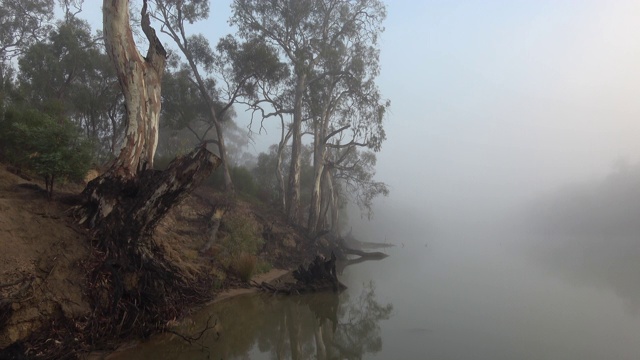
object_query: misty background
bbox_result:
[72,1,640,358]
[79,0,640,305]
[76,0,640,223]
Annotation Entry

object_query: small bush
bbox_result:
[232,253,257,282]
[0,107,92,197]
[205,165,259,197]
[255,260,272,275]
[216,211,264,282]
[231,166,258,196]
[218,212,263,260]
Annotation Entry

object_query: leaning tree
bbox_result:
[75,0,221,340]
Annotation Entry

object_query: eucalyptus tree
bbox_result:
[152,0,283,193]
[159,63,246,162]
[318,83,389,232]
[18,18,95,105]
[330,149,388,231]
[151,0,232,191]
[72,0,220,339]
[0,0,54,63]
[304,16,388,234]
[231,0,387,226]
[17,17,124,161]
[0,0,55,103]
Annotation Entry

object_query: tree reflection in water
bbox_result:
[109,282,392,360]
[258,281,393,360]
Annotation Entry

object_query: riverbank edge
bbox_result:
[0,162,326,358]
[86,268,293,360]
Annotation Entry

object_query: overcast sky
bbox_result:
[78,0,640,223]
[377,0,640,211]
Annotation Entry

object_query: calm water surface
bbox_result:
[112,222,640,359]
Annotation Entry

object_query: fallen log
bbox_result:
[258,253,346,295]
[340,246,388,260]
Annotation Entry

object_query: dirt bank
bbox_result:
[0,164,328,357]
[0,167,90,350]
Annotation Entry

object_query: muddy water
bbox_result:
[110,224,640,359]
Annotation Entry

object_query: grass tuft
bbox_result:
[232,253,257,282]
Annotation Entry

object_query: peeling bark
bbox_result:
[102,0,165,179]
[308,116,326,235]
[71,0,223,342]
[285,72,307,224]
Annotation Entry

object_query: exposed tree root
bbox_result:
[5,146,221,359]
[258,254,346,295]
[166,315,218,347]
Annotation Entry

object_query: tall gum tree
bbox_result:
[231,0,386,226]
[231,0,320,224]
[103,0,164,178]
[153,0,236,192]
[153,1,286,194]
[305,7,388,235]
[74,0,221,338]
[0,0,55,103]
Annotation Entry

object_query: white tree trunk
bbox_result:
[308,118,327,234]
[103,0,166,179]
[286,72,306,224]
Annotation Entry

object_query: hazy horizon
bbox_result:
[84,2,640,358]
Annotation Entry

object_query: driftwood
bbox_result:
[340,246,388,260]
[259,253,346,295]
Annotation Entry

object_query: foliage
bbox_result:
[17,17,123,162]
[255,260,272,274]
[0,106,92,197]
[231,253,257,282]
[231,0,389,228]
[208,165,259,197]
[160,66,209,131]
[333,149,389,219]
[252,145,281,202]
[232,166,259,196]
[252,144,316,204]
[218,211,264,267]
[216,35,288,98]
[0,0,55,61]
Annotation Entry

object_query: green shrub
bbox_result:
[205,165,259,197]
[217,212,264,281]
[0,107,92,197]
[232,253,257,282]
[255,260,272,275]
[232,166,258,196]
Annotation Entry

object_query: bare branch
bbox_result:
[324,125,350,144]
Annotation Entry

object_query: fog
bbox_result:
[348,0,640,302]
[335,3,640,357]
[83,1,640,358]
[373,0,640,223]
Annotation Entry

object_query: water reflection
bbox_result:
[109,282,392,360]
[522,168,640,311]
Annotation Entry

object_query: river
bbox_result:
[109,212,640,360]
